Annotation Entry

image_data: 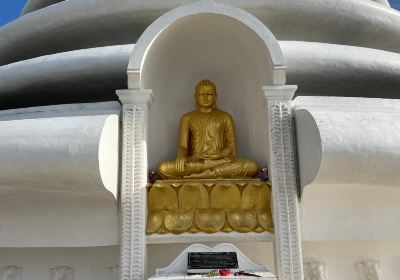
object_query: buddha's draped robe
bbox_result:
[158,109,259,179]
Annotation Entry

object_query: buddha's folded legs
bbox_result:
[158,158,259,179]
[158,160,212,179]
[212,158,259,178]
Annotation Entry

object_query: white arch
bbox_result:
[127,0,287,88]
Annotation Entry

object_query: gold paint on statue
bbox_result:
[146,179,274,234]
[158,80,259,179]
[179,183,209,210]
[147,80,272,235]
[164,211,193,233]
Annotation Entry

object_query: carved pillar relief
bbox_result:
[303,258,328,280]
[263,85,304,280]
[355,260,381,280]
[117,89,154,280]
[0,266,22,280]
[49,266,75,280]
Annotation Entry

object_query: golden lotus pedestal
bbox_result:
[146,179,273,235]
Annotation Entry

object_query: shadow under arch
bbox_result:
[127,1,287,169]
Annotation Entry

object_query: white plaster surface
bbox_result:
[300,184,400,241]
[147,242,275,278]
[0,45,133,109]
[21,0,63,15]
[302,241,399,280]
[136,13,272,169]
[156,243,268,274]
[147,232,273,244]
[107,265,119,280]
[280,41,400,98]
[128,1,286,87]
[0,102,120,247]
[2,0,400,66]
[303,258,328,280]
[49,266,74,280]
[0,266,22,280]
[3,242,396,280]
[295,97,400,241]
[355,260,380,280]
[1,42,400,108]
[0,113,118,196]
[294,96,400,188]
[0,246,119,280]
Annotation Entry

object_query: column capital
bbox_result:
[116,89,155,108]
[263,85,297,102]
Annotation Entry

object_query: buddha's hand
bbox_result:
[175,158,186,173]
[200,154,223,160]
[204,158,231,167]
[221,148,235,160]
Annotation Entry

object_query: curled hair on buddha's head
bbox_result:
[194,79,217,109]
[195,79,217,95]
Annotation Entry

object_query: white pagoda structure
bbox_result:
[0,0,399,280]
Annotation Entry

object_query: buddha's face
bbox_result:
[196,85,217,108]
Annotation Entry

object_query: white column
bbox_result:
[263,85,304,280]
[117,89,154,280]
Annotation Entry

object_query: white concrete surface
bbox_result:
[0,1,399,280]
[294,97,400,241]
[294,97,400,240]
[0,112,119,196]
[281,41,400,98]
[21,0,63,15]
[147,242,276,278]
[2,0,400,65]
[3,242,397,280]
[1,41,400,109]
[302,241,400,280]
[0,102,120,247]
[300,184,400,240]
[156,243,268,274]
[294,96,400,188]
[355,260,381,280]
[128,1,286,88]
[140,12,272,169]
[0,246,119,280]
[20,0,393,16]
[0,45,133,109]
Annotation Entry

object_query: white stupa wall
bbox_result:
[0,246,119,280]
[0,102,120,247]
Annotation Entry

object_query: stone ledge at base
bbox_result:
[146,179,273,235]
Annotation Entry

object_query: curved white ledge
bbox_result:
[1,42,400,109]
[1,0,400,65]
[19,0,392,16]
[0,109,119,196]
[147,232,274,244]
[21,0,64,15]
[295,97,400,241]
[372,0,390,6]
[294,96,400,189]
[0,45,133,109]
[281,41,400,98]
[0,102,120,247]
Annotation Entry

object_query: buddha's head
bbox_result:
[195,79,217,109]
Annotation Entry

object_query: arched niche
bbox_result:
[128,1,286,169]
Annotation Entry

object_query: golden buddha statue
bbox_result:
[158,79,259,179]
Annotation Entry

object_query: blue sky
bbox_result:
[0,0,26,26]
[0,0,400,26]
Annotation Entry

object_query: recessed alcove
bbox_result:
[139,13,278,169]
